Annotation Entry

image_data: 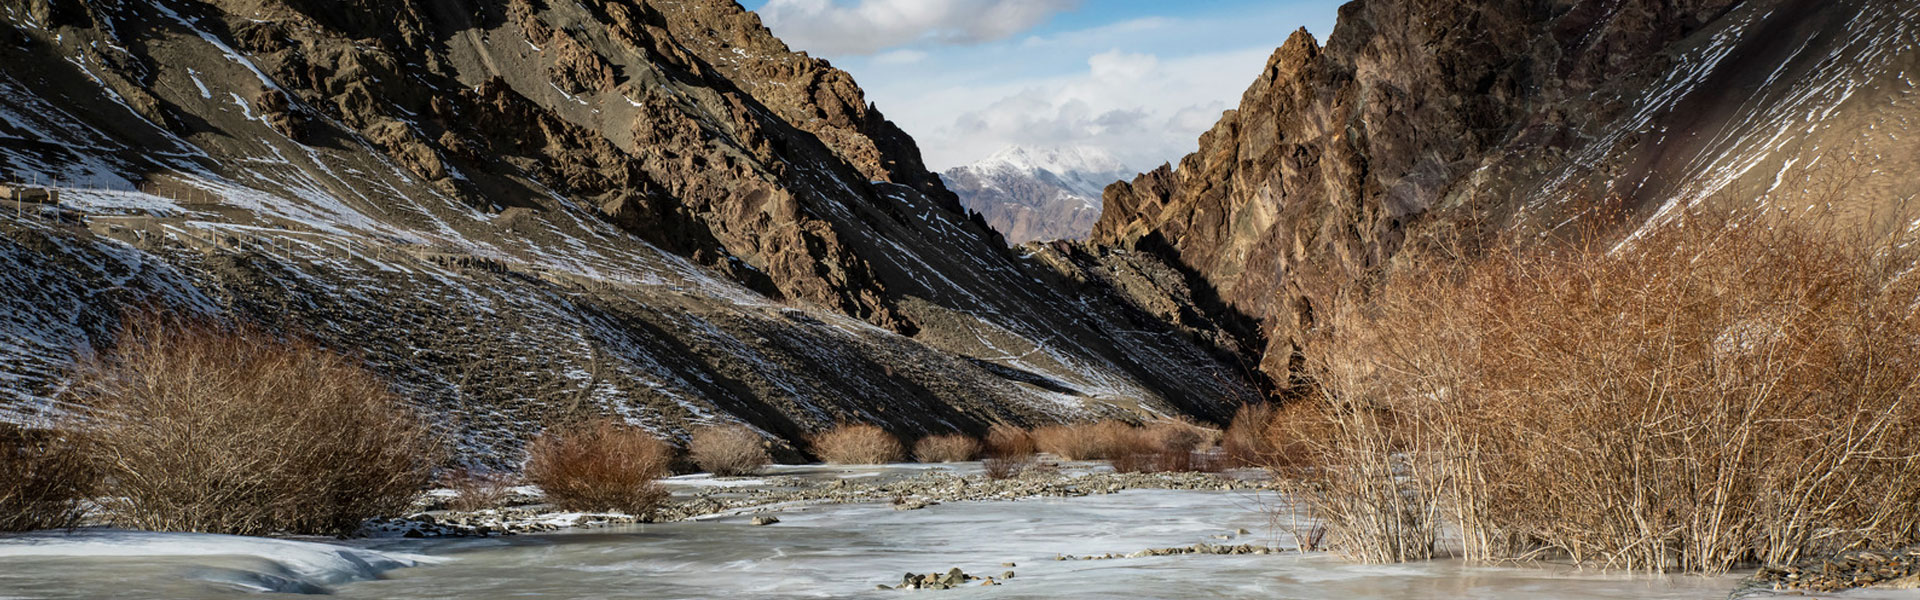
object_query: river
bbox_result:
[0,464,1833,599]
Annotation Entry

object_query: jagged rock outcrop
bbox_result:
[0,0,1256,462]
[943,146,1130,245]
[1093,0,1920,386]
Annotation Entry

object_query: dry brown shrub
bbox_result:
[982,456,1029,480]
[689,424,770,476]
[913,434,981,463]
[1228,402,1328,471]
[441,468,514,512]
[1223,404,1276,466]
[1109,419,1221,473]
[983,424,1035,459]
[1085,421,1140,458]
[1142,418,1213,453]
[1033,421,1142,460]
[525,419,672,515]
[1286,211,1920,572]
[67,315,441,535]
[1029,424,1083,459]
[811,423,904,464]
[0,424,95,531]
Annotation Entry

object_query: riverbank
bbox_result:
[362,461,1273,537]
[0,483,1751,599]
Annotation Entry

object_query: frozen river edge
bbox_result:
[1,462,1911,599]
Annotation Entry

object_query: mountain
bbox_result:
[942,146,1133,244]
[0,0,1256,462]
[1092,0,1920,388]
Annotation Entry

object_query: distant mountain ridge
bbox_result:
[943,146,1132,244]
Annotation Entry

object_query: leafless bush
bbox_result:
[66,315,441,535]
[689,424,770,476]
[524,419,672,515]
[0,425,95,531]
[984,424,1035,459]
[442,468,514,512]
[1267,392,1442,563]
[811,423,904,464]
[913,434,981,463]
[1033,421,1142,460]
[1285,212,1920,572]
[1223,404,1276,466]
[982,456,1029,480]
[1109,419,1221,473]
[1030,425,1084,460]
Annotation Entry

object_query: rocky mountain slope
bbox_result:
[0,0,1256,462]
[1092,0,1920,387]
[942,146,1131,244]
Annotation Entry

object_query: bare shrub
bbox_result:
[1109,419,1220,473]
[689,424,770,476]
[67,315,441,536]
[913,434,981,463]
[1267,393,1441,563]
[1030,424,1086,460]
[1143,418,1212,453]
[983,424,1035,459]
[811,423,904,464]
[442,468,514,512]
[0,425,95,531]
[982,456,1029,480]
[1033,421,1142,460]
[1223,403,1276,466]
[524,419,672,515]
[1085,421,1141,459]
[1287,212,1920,572]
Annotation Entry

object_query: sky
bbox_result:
[737,0,1345,173]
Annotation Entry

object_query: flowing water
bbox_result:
[0,465,1822,599]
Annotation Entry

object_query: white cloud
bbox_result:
[759,0,1078,56]
[898,46,1275,170]
[871,49,929,65]
[761,1,1342,171]
[1087,49,1157,81]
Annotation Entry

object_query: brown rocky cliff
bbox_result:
[0,0,1262,453]
[1094,0,1919,387]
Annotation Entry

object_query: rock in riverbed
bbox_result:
[1059,543,1285,561]
[882,568,987,590]
[1752,548,1920,592]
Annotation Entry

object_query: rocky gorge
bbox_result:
[2,0,1919,596]
[0,0,1255,462]
[1089,0,1920,388]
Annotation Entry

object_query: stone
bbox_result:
[751,515,779,526]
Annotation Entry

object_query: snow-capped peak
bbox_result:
[974,146,1129,178]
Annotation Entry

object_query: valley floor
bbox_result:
[1,462,1890,599]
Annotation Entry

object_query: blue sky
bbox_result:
[737,0,1344,171]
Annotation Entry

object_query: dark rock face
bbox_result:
[0,0,1256,460]
[1093,0,1920,387]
